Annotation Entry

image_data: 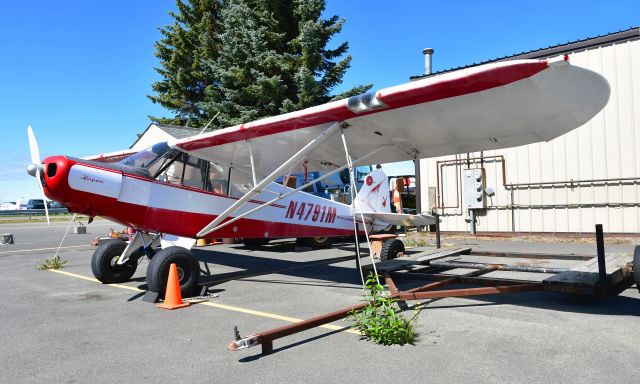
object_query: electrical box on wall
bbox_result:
[462,168,485,209]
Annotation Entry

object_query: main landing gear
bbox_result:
[145,246,199,297]
[90,234,200,297]
[91,239,140,284]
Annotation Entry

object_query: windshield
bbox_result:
[119,142,178,176]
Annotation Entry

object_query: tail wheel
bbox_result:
[380,239,405,261]
[146,246,199,297]
[91,239,137,283]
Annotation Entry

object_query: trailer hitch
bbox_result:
[228,326,260,351]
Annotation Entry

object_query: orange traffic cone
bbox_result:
[157,263,191,310]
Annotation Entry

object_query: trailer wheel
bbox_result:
[146,246,199,297]
[91,239,137,284]
[633,245,640,292]
[380,239,405,261]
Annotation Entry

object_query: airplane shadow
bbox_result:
[192,243,364,288]
[134,242,639,319]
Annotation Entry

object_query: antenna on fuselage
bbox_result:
[198,112,220,135]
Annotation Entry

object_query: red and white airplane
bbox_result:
[26,56,609,295]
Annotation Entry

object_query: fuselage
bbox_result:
[40,155,358,239]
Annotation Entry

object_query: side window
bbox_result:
[205,162,229,195]
[182,156,206,189]
[157,154,185,185]
[147,150,179,178]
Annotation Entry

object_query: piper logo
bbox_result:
[69,164,122,199]
[81,174,104,183]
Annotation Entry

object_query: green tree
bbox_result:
[201,0,371,127]
[149,0,224,127]
[151,0,370,129]
[286,0,371,109]
[200,0,289,127]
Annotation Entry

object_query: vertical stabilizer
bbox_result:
[354,169,390,213]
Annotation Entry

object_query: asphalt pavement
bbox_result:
[0,220,638,384]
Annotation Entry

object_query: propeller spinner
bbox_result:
[26,126,50,225]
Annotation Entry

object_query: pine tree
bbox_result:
[201,0,291,127]
[151,0,370,129]
[149,0,224,127]
[286,0,371,110]
[201,0,371,127]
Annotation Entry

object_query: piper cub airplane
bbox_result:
[27,56,609,296]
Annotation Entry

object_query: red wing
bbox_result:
[171,58,609,178]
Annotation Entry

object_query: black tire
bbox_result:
[633,245,640,291]
[91,239,137,283]
[380,239,405,261]
[146,246,199,297]
[242,238,271,247]
[297,236,334,249]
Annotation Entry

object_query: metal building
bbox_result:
[415,27,639,234]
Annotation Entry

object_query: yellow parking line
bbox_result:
[0,245,92,255]
[48,269,358,334]
[50,269,143,292]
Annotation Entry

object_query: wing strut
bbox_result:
[340,127,379,285]
[196,122,342,238]
[248,140,257,186]
[200,145,390,235]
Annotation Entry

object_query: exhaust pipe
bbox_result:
[422,48,434,75]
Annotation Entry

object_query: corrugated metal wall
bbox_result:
[419,39,640,233]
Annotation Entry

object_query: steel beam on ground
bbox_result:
[397,283,542,301]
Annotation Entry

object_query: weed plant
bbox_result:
[36,255,68,270]
[349,274,418,345]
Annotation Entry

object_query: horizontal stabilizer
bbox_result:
[360,212,437,227]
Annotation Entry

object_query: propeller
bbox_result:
[26,126,50,225]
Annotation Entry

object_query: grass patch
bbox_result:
[402,232,456,248]
[36,255,68,270]
[349,274,418,346]
[400,231,640,246]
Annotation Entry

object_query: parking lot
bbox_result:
[1,219,639,383]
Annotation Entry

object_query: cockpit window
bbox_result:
[119,142,179,177]
[122,143,238,196]
[205,162,229,194]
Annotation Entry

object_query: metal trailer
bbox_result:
[228,224,638,355]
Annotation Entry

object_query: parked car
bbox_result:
[49,201,66,209]
[26,199,45,209]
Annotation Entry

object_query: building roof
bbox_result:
[130,123,203,149]
[154,124,203,139]
[410,26,639,81]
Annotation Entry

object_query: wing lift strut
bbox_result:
[339,125,379,287]
[196,121,391,238]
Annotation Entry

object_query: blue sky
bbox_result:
[1,0,637,202]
